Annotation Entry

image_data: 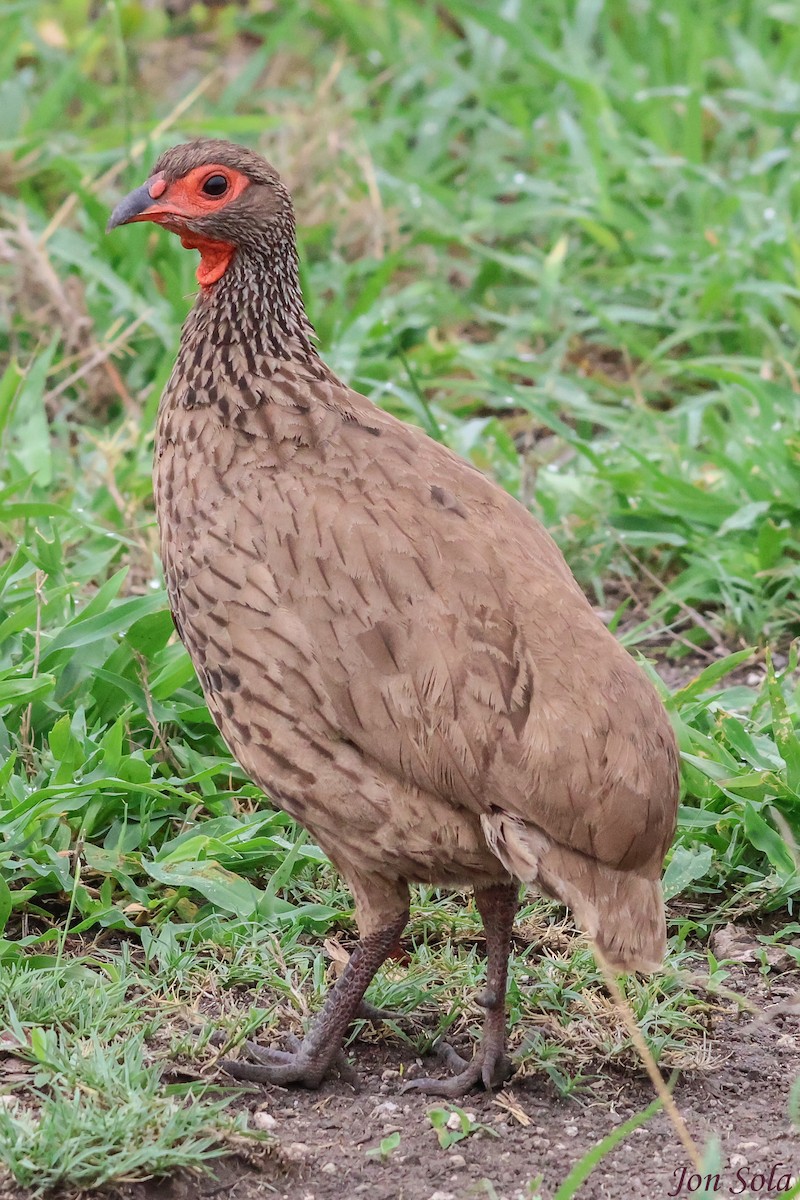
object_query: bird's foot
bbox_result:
[220,1034,358,1090]
[401,1038,515,1097]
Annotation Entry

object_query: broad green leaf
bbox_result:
[0,675,55,707]
[743,803,796,878]
[142,859,266,917]
[663,845,714,901]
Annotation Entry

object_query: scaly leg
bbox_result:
[403,881,518,1097]
[222,878,409,1089]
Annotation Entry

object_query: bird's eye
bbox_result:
[201,174,229,198]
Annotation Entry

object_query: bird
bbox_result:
[107,139,679,1096]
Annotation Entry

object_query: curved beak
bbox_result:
[107,181,165,232]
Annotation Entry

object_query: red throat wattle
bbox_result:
[179,232,235,288]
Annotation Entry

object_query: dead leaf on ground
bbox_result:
[710,923,798,972]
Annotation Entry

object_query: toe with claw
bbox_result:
[221,1034,358,1089]
[402,1039,516,1097]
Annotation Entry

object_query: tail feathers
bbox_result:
[481,810,667,973]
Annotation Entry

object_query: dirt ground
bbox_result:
[106,962,799,1200]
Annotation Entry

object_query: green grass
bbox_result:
[0,955,265,1195]
[1,0,800,1193]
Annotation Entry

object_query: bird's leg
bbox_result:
[222,880,409,1089]
[354,926,411,1024]
[403,881,518,1097]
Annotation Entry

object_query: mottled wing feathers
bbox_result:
[223,393,676,876]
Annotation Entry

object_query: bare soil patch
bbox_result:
[101,963,799,1200]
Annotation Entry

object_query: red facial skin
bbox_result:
[127,164,251,288]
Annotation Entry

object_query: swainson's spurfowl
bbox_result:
[108,139,679,1095]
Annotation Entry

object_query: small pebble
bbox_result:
[445,1112,462,1131]
[449,1153,466,1168]
[429,1192,456,1200]
[320,1163,336,1175]
[371,1100,399,1119]
[251,1110,277,1132]
[730,1154,747,1169]
[285,1142,310,1161]
[565,1124,578,1138]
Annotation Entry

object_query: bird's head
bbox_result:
[107,139,292,288]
